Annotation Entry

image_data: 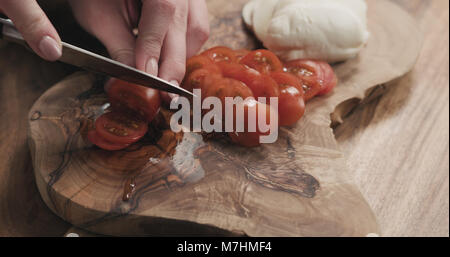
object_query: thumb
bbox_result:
[1,0,62,61]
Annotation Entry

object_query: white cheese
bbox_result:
[242,0,370,63]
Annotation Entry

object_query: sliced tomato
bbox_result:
[182,68,223,93]
[201,46,237,63]
[87,130,130,151]
[95,111,148,144]
[271,72,305,126]
[216,61,248,77]
[203,77,254,103]
[234,49,251,62]
[229,99,278,147]
[217,61,279,103]
[284,60,322,102]
[270,72,304,95]
[317,62,338,95]
[185,55,221,79]
[107,79,161,122]
[239,49,283,74]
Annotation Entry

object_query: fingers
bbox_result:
[158,0,188,85]
[186,0,210,58]
[1,0,61,61]
[135,0,177,75]
[68,0,136,66]
[94,23,136,67]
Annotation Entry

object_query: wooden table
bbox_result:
[0,0,448,237]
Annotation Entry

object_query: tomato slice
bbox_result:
[95,111,148,144]
[203,77,254,103]
[284,60,322,102]
[217,61,280,103]
[201,46,237,63]
[270,72,304,95]
[107,79,161,122]
[229,99,278,147]
[185,55,221,79]
[182,68,223,93]
[234,49,251,62]
[87,130,130,151]
[239,49,283,74]
[316,62,338,95]
[271,72,305,126]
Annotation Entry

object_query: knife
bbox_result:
[0,17,193,97]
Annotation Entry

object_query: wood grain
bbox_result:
[0,44,74,236]
[27,0,421,236]
[0,0,446,237]
[335,0,449,237]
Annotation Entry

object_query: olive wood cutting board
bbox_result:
[28,0,422,236]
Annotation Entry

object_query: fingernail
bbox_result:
[145,58,158,76]
[170,80,179,86]
[39,36,62,61]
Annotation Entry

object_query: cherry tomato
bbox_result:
[284,60,322,102]
[317,62,338,95]
[203,77,253,103]
[270,71,304,93]
[240,49,283,74]
[87,130,130,151]
[201,46,237,63]
[95,111,148,144]
[217,62,280,103]
[229,99,278,147]
[107,79,161,122]
[182,68,223,93]
[185,55,221,79]
[270,72,306,126]
[234,49,251,62]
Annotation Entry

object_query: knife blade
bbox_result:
[0,18,194,97]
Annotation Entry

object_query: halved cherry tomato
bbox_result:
[229,99,278,147]
[182,68,223,93]
[270,71,304,94]
[316,62,338,95]
[201,46,237,63]
[95,111,148,144]
[185,55,221,79]
[240,49,283,74]
[234,49,251,62]
[203,77,254,103]
[107,79,161,122]
[271,72,306,126]
[217,62,280,103]
[87,130,130,151]
[284,60,322,102]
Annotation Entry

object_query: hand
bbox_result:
[68,0,210,91]
[0,0,62,61]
